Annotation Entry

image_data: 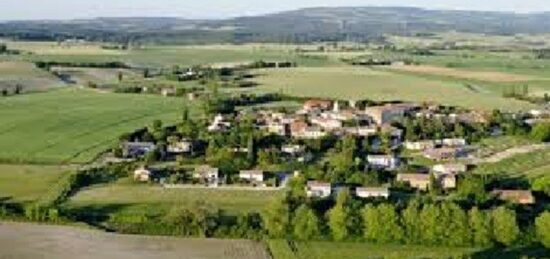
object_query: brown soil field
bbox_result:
[388,64,536,82]
[0,222,270,259]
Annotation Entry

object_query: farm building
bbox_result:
[306,181,332,198]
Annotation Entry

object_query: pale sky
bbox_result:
[1,0,549,21]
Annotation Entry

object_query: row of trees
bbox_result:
[264,190,550,248]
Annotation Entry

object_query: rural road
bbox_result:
[0,222,269,259]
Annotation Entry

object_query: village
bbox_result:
[114,97,548,206]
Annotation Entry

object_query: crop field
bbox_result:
[387,64,538,82]
[66,180,282,215]
[252,67,535,111]
[0,164,73,203]
[0,222,269,259]
[50,67,142,86]
[0,88,190,164]
[0,60,62,91]
[267,240,482,259]
[473,147,550,179]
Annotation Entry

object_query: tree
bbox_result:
[419,203,443,245]
[263,195,290,238]
[0,44,6,53]
[491,206,520,246]
[535,212,550,248]
[530,123,550,142]
[469,207,493,247]
[247,136,255,164]
[143,68,150,78]
[117,71,123,82]
[401,199,422,244]
[363,204,403,243]
[327,189,353,241]
[293,204,320,240]
[440,202,470,246]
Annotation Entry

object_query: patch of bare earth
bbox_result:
[0,222,269,259]
[389,64,535,83]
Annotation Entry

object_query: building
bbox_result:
[356,187,390,199]
[290,120,308,137]
[281,144,305,155]
[423,147,464,161]
[294,126,327,139]
[344,126,378,137]
[367,155,400,170]
[306,181,332,198]
[239,170,265,183]
[133,166,153,182]
[303,99,332,112]
[208,114,231,132]
[364,104,415,125]
[432,163,467,175]
[397,173,431,190]
[310,117,343,130]
[167,140,193,154]
[161,88,177,97]
[193,165,221,187]
[492,190,536,205]
[438,174,457,189]
[121,142,156,158]
[267,122,288,136]
[404,140,436,151]
[441,138,467,147]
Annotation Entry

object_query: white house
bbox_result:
[239,170,265,183]
[432,163,467,175]
[167,140,193,154]
[282,144,305,155]
[441,138,467,147]
[193,165,221,187]
[306,181,332,198]
[356,187,390,199]
[133,167,152,182]
[208,114,231,132]
[367,155,400,170]
[404,140,436,151]
[438,174,457,189]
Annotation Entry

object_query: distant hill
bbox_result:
[2,7,550,43]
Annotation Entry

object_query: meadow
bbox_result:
[267,240,483,259]
[473,147,550,179]
[0,60,62,92]
[66,179,282,215]
[0,164,73,203]
[0,88,191,164]
[252,67,536,111]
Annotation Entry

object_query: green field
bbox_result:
[0,164,72,203]
[0,88,190,164]
[267,240,482,259]
[473,147,550,179]
[66,179,282,215]
[252,67,536,111]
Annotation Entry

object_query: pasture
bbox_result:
[66,180,282,215]
[0,222,269,259]
[0,60,62,92]
[0,164,72,203]
[0,88,190,164]
[252,67,535,111]
[267,240,482,259]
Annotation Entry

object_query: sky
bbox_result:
[1,0,550,21]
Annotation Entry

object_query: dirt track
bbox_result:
[0,222,269,259]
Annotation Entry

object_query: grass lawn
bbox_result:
[0,88,192,164]
[65,179,282,215]
[252,67,535,111]
[0,164,73,203]
[267,240,483,259]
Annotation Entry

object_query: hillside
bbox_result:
[3,7,550,43]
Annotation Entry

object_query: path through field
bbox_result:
[0,222,270,259]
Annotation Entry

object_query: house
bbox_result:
[404,140,436,151]
[438,174,457,189]
[423,147,464,161]
[364,104,415,125]
[187,92,199,101]
[121,142,156,158]
[367,155,400,170]
[133,166,153,182]
[441,138,467,147]
[303,99,332,112]
[356,187,390,199]
[432,163,467,175]
[306,181,332,198]
[290,120,308,136]
[282,144,305,155]
[267,122,288,136]
[239,170,265,183]
[161,88,177,97]
[208,114,231,132]
[397,173,431,190]
[167,140,193,154]
[344,126,377,137]
[310,117,343,130]
[294,126,327,139]
[492,190,536,205]
[193,165,221,187]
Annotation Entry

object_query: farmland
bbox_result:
[0,222,269,259]
[252,67,536,111]
[0,164,73,203]
[0,88,190,164]
[0,60,63,92]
